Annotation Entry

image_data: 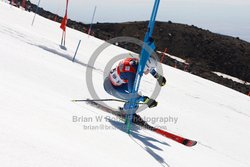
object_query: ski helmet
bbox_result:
[144,57,157,72]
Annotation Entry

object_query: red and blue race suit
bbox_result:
[103,58,157,102]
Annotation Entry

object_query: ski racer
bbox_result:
[103,56,166,111]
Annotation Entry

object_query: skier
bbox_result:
[103,56,166,111]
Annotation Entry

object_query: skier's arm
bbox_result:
[150,69,166,87]
[150,69,158,78]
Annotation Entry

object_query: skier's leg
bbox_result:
[103,77,140,100]
[103,77,127,100]
[103,77,150,109]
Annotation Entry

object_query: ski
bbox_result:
[86,100,197,147]
[153,128,197,147]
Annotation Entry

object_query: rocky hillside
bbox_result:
[92,21,250,94]
[9,0,250,95]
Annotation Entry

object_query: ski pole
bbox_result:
[71,99,144,104]
[71,99,127,103]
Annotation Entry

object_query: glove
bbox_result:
[143,96,158,108]
[156,75,166,86]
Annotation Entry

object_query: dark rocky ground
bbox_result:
[11,0,250,95]
[92,21,250,94]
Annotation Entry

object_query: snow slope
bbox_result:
[0,2,250,167]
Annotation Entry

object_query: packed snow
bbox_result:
[213,71,250,85]
[0,2,250,167]
[157,51,189,64]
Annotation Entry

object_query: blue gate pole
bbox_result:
[125,0,160,133]
[88,6,97,36]
[31,0,41,26]
[72,40,82,62]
